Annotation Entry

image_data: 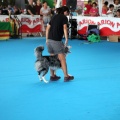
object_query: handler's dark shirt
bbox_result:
[27,5,36,15]
[48,14,68,41]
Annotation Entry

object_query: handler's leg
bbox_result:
[58,53,74,81]
[50,54,61,81]
[58,53,68,77]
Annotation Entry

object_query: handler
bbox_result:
[46,6,74,82]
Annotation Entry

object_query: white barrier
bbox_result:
[1,15,120,36]
[76,16,120,36]
[0,15,41,33]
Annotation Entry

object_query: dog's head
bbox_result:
[35,46,44,52]
[64,46,71,55]
[34,46,44,57]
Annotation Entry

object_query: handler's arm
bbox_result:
[46,24,51,44]
[63,24,68,46]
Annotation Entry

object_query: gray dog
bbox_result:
[34,46,71,83]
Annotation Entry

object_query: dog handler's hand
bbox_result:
[64,40,68,47]
[46,39,48,44]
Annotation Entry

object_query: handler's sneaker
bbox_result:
[64,75,74,82]
[50,75,61,81]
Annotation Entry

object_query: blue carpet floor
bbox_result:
[0,37,120,120]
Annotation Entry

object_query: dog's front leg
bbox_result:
[38,71,43,82]
[38,75,48,83]
[41,69,49,83]
[42,76,49,83]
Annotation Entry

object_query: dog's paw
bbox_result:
[42,76,49,83]
[44,81,49,83]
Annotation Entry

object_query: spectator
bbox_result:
[0,6,2,15]
[0,9,2,15]
[89,2,99,17]
[114,9,120,41]
[40,1,51,36]
[8,5,14,14]
[35,0,44,37]
[27,0,36,37]
[13,6,21,15]
[2,6,8,15]
[51,6,56,16]
[27,0,36,16]
[116,9,120,17]
[102,1,109,16]
[23,9,27,15]
[36,0,42,15]
[107,4,114,17]
[84,0,92,16]
[113,0,120,16]
[0,5,2,14]
[75,6,83,16]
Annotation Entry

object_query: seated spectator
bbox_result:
[116,9,120,17]
[89,2,99,17]
[107,4,114,17]
[84,0,92,16]
[113,0,120,16]
[102,1,109,16]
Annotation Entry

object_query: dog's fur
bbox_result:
[34,46,71,83]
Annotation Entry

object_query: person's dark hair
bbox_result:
[43,1,47,4]
[92,2,97,6]
[88,0,92,4]
[117,9,120,13]
[109,4,114,8]
[104,1,108,6]
[60,6,69,14]
[56,7,62,14]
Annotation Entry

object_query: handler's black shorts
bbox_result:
[47,39,65,55]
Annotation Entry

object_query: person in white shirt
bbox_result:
[107,4,114,17]
[113,0,120,16]
[40,1,51,35]
[116,9,120,17]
